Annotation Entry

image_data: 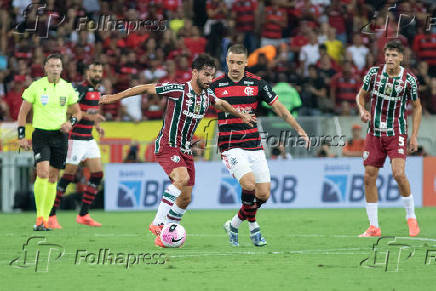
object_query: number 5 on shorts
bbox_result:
[399,136,404,147]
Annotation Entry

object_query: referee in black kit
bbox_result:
[17,54,82,230]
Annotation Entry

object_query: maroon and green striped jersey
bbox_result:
[210,71,278,152]
[154,81,216,154]
[362,64,419,137]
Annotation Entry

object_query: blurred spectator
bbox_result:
[415,61,431,95]
[326,0,348,44]
[261,0,287,47]
[124,143,141,163]
[409,145,428,157]
[330,61,360,114]
[413,30,436,77]
[248,53,269,79]
[183,26,207,58]
[324,27,343,63]
[3,79,27,120]
[299,31,320,76]
[204,0,228,36]
[300,65,330,115]
[231,0,258,54]
[262,73,301,117]
[120,76,142,122]
[101,78,121,121]
[423,77,436,115]
[143,94,165,120]
[346,35,369,71]
[342,124,365,157]
[270,142,292,160]
[317,140,336,158]
[175,55,192,82]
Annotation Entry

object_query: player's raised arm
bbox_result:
[100,83,157,104]
[356,88,370,123]
[271,100,309,149]
[214,98,256,126]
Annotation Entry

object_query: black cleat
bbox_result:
[33,224,51,231]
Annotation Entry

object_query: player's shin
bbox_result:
[43,181,57,221]
[165,202,186,224]
[232,189,256,229]
[402,194,416,219]
[79,172,103,216]
[153,184,182,225]
[49,174,74,216]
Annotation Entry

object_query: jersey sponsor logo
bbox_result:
[40,94,49,106]
[244,81,254,85]
[218,82,229,86]
[263,85,273,98]
[182,110,203,119]
[59,96,66,106]
[374,92,402,101]
[244,87,255,96]
[171,155,181,163]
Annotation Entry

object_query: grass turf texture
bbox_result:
[1,208,435,291]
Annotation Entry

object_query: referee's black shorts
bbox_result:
[32,128,68,169]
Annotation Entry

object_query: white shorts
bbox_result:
[66,139,101,165]
[221,148,271,183]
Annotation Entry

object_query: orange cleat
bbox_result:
[48,215,62,229]
[359,225,381,237]
[407,218,420,237]
[76,214,102,227]
[149,224,163,236]
[154,236,165,248]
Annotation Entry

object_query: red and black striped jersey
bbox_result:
[362,65,419,137]
[70,81,101,140]
[210,71,278,152]
[154,81,216,155]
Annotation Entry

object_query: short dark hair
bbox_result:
[384,40,404,54]
[227,44,248,56]
[88,60,103,68]
[192,53,216,71]
[44,54,62,66]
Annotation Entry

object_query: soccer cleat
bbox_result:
[223,220,239,247]
[33,217,51,231]
[149,223,164,236]
[48,215,62,229]
[407,218,420,237]
[358,225,381,237]
[76,214,102,227]
[154,236,166,248]
[249,227,267,247]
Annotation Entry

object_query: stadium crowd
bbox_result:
[0,0,435,123]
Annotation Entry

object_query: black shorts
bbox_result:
[32,128,68,169]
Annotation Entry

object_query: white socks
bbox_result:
[365,202,379,228]
[231,214,243,229]
[402,194,416,219]
[248,221,259,232]
[152,184,181,225]
[165,203,186,224]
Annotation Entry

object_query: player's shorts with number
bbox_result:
[363,133,407,168]
[66,139,101,165]
[155,146,195,186]
[221,148,271,183]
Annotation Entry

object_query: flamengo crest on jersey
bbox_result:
[210,71,278,152]
[362,65,419,137]
[154,81,216,154]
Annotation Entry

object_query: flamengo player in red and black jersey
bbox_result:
[210,44,309,247]
[100,54,255,247]
[356,40,422,237]
[48,61,106,229]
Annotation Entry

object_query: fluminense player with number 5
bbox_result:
[356,40,422,237]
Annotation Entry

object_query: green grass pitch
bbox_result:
[1,208,435,291]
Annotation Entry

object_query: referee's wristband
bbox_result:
[18,126,25,139]
[69,117,78,126]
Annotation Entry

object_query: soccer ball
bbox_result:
[160,223,186,248]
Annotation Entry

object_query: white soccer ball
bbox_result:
[160,223,186,248]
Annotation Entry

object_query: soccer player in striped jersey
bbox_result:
[47,61,106,228]
[100,54,255,247]
[210,44,309,246]
[356,40,422,237]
